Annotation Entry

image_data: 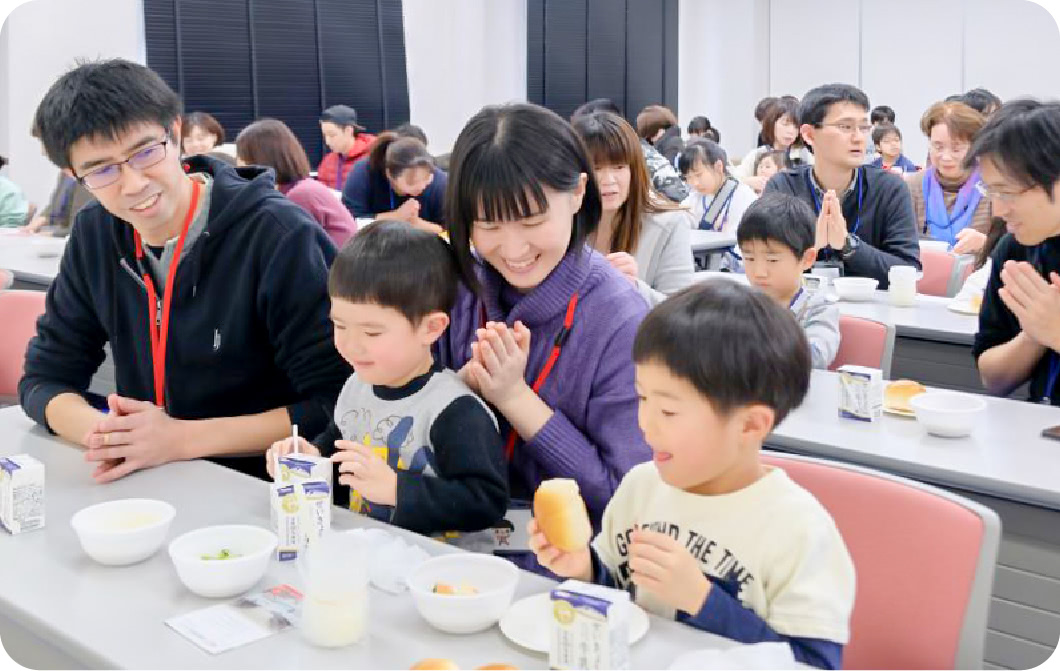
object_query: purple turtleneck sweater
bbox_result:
[436,248,652,533]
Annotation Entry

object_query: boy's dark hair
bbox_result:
[572,98,622,120]
[871,123,902,147]
[446,102,602,294]
[328,221,459,324]
[797,83,871,128]
[736,192,816,256]
[870,105,896,125]
[949,88,1002,116]
[677,138,727,176]
[965,98,1060,199]
[394,123,428,145]
[687,116,713,135]
[633,280,810,425]
[33,58,182,170]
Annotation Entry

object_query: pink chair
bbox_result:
[917,248,969,297]
[0,269,12,291]
[0,290,47,400]
[761,451,999,669]
[829,315,895,378]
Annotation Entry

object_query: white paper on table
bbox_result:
[165,585,301,655]
[339,528,430,594]
[668,642,799,670]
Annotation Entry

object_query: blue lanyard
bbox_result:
[1044,354,1060,405]
[390,188,395,211]
[806,168,863,237]
[789,287,804,309]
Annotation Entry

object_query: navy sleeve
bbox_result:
[843,174,922,284]
[762,172,797,195]
[390,395,509,534]
[18,218,109,430]
[590,546,619,588]
[340,161,372,218]
[678,584,844,670]
[973,235,1022,360]
[420,168,448,225]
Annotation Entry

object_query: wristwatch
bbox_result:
[841,234,860,260]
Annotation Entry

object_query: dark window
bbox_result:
[144,0,409,166]
[527,0,679,123]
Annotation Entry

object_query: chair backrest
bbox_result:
[0,290,47,398]
[917,248,959,297]
[761,451,999,670]
[829,315,895,378]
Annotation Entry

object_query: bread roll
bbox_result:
[885,379,927,412]
[533,479,592,552]
[411,659,459,670]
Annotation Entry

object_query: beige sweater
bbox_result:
[904,170,992,239]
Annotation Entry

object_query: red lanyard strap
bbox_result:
[133,179,202,407]
[500,293,579,460]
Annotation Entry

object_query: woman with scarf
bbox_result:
[904,101,992,254]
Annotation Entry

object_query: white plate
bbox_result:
[499,592,650,653]
[883,405,916,418]
[947,302,980,316]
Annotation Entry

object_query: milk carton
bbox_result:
[838,365,884,422]
[296,479,331,555]
[278,454,332,485]
[270,483,300,561]
[549,580,630,670]
[0,454,45,534]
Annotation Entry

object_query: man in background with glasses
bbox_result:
[765,83,921,288]
[19,59,350,483]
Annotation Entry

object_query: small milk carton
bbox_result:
[0,454,45,534]
[549,580,630,670]
[838,365,884,422]
[270,483,300,561]
[296,479,331,555]
[278,454,332,486]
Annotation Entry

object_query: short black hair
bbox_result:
[633,280,810,425]
[687,116,712,135]
[33,58,182,170]
[394,123,428,145]
[572,98,622,120]
[736,192,816,256]
[0,155,7,170]
[446,103,602,294]
[871,123,902,146]
[965,98,1060,199]
[328,221,459,325]
[797,83,870,128]
[870,105,896,125]
[677,138,727,176]
[952,88,1002,116]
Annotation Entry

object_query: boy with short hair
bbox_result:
[739,193,841,369]
[529,281,855,670]
[870,124,918,174]
[268,221,508,535]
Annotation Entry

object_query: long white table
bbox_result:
[689,230,737,271]
[0,232,64,288]
[768,371,1060,669]
[0,407,731,670]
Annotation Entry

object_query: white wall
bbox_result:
[0,0,145,207]
[678,0,1060,165]
[402,0,527,155]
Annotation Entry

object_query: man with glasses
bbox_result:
[764,84,920,287]
[20,59,350,482]
[968,100,1060,406]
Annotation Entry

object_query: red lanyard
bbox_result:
[482,294,580,460]
[132,179,202,407]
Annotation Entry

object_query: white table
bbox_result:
[0,407,731,670]
[689,230,737,271]
[695,272,984,392]
[0,232,64,287]
[768,371,1060,669]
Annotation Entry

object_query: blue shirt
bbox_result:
[870,154,919,174]
[340,159,447,225]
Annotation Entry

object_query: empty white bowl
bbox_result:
[909,391,987,438]
[71,498,176,566]
[832,277,879,302]
[407,553,519,634]
[168,525,277,598]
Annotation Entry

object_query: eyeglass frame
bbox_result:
[814,122,873,136]
[72,139,171,190]
[975,181,1034,203]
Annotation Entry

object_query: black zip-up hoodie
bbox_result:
[19,156,351,478]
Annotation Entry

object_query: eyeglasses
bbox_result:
[930,143,971,159]
[74,140,170,190]
[816,122,873,136]
[975,181,1033,202]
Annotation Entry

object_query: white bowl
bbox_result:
[406,553,519,634]
[832,277,879,302]
[919,239,951,253]
[909,391,987,438]
[168,525,277,598]
[71,499,176,566]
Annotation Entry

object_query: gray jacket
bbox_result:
[791,288,840,369]
[632,209,697,307]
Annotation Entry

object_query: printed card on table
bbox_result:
[165,584,303,655]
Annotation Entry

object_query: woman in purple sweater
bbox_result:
[236,119,356,249]
[436,103,652,569]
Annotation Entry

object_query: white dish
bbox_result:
[168,524,277,598]
[499,592,650,653]
[831,277,879,302]
[70,498,175,566]
[947,301,980,316]
[909,391,987,438]
[406,553,519,634]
